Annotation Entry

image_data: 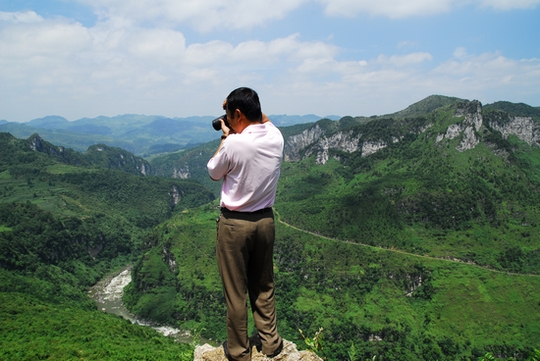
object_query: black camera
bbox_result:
[212,114,229,131]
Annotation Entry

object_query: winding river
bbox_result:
[88,266,195,343]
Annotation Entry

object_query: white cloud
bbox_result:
[317,0,455,18]
[317,0,540,18]
[0,2,538,122]
[0,11,43,24]
[434,48,540,89]
[479,0,540,10]
[74,0,308,31]
[376,52,433,66]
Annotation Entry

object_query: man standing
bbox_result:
[207,87,284,361]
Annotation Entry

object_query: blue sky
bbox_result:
[0,0,539,122]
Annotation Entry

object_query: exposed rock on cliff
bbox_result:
[435,100,483,152]
[28,133,69,159]
[174,164,191,179]
[284,124,325,162]
[194,340,322,361]
[488,114,540,146]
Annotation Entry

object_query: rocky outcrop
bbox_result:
[362,140,388,157]
[282,99,539,165]
[86,144,152,176]
[307,130,362,165]
[436,100,483,152]
[489,115,540,146]
[435,100,540,152]
[284,125,325,162]
[173,164,191,179]
[169,185,182,208]
[194,340,322,361]
[28,133,67,157]
[162,242,178,274]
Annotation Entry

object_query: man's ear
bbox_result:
[234,108,243,121]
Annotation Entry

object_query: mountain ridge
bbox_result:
[2,94,536,157]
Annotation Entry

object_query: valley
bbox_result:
[1,95,540,360]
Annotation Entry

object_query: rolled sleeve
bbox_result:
[207,148,229,181]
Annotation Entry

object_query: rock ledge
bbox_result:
[194,340,323,361]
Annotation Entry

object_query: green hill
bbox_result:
[0,132,214,360]
[126,98,540,360]
[2,95,540,360]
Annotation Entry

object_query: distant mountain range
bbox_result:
[0,114,340,157]
[1,95,538,158]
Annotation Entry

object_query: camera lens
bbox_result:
[212,114,227,131]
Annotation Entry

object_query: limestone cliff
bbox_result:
[436,100,483,151]
[283,100,539,165]
[488,113,540,146]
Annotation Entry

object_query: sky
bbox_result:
[0,0,539,122]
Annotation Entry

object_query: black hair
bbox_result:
[225,87,262,122]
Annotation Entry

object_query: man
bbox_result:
[207,87,284,361]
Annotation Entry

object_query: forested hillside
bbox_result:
[126,97,540,360]
[2,95,540,360]
[0,132,214,360]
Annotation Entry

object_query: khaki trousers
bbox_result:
[216,209,282,361]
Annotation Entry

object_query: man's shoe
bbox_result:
[265,339,283,358]
[249,333,262,352]
[222,341,232,361]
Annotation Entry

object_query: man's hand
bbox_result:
[220,117,231,137]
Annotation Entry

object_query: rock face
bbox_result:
[194,340,322,361]
[284,100,540,165]
[489,115,540,146]
[434,100,483,151]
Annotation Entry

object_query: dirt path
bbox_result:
[274,209,540,278]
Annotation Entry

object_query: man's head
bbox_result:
[224,87,262,123]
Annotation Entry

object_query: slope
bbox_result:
[0,132,216,359]
[126,97,540,360]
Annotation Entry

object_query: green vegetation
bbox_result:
[0,292,193,360]
[124,203,226,340]
[0,132,214,359]
[126,204,540,360]
[126,100,540,360]
[2,97,540,360]
[275,108,540,276]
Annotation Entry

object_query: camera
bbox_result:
[212,114,229,131]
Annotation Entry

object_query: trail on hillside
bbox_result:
[274,210,540,278]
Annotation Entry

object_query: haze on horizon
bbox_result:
[0,0,539,123]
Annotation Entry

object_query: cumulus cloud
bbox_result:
[0,11,43,23]
[317,0,455,18]
[317,0,540,18]
[434,48,540,90]
[74,0,308,31]
[0,2,538,122]
[65,0,540,31]
[0,13,340,120]
[479,0,540,10]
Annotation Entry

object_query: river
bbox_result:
[88,266,195,343]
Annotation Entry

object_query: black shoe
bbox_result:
[265,339,283,358]
[249,333,262,352]
[222,341,233,361]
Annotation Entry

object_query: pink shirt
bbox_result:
[207,122,284,212]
